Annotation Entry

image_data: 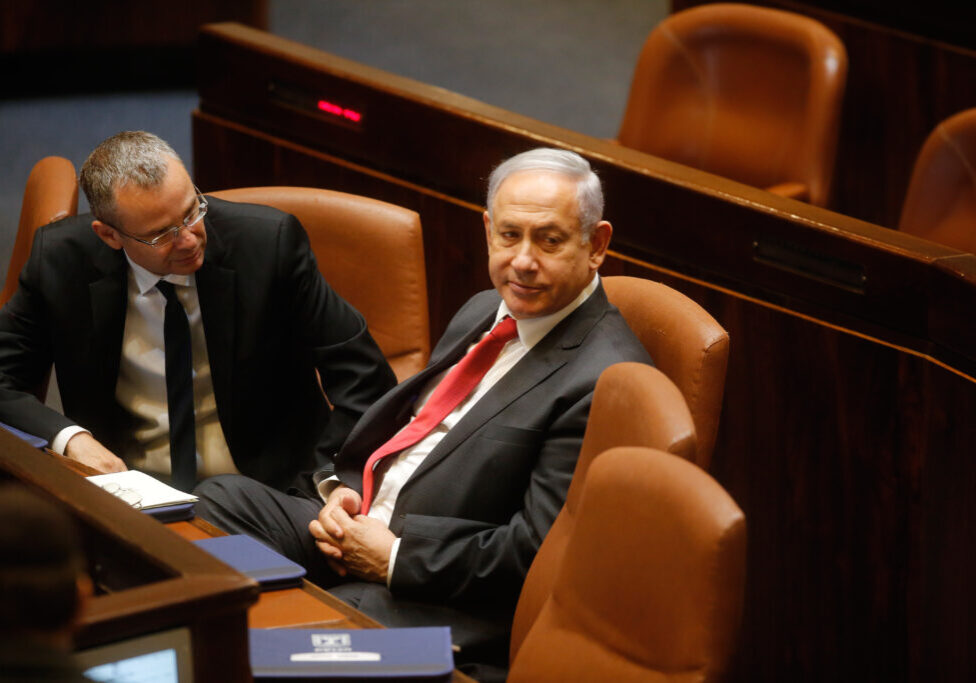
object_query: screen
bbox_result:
[75,627,194,683]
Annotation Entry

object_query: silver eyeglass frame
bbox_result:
[104,188,208,248]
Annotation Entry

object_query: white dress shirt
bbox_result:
[53,255,237,482]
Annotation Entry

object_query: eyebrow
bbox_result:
[496,219,567,232]
[143,191,199,237]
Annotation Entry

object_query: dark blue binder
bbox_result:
[144,501,195,523]
[193,534,306,590]
[0,421,48,449]
[248,627,453,681]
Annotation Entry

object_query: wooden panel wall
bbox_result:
[193,24,976,681]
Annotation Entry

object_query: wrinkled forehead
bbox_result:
[491,170,582,227]
[493,170,579,210]
[111,158,197,229]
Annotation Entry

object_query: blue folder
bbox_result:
[0,420,48,449]
[144,501,195,523]
[249,627,453,681]
[193,534,306,590]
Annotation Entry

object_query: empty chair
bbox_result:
[510,361,696,661]
[603,275,729,469]
[509,446,746,683]
[899,107,976,254]
[209,187,430,381]
[2,157,79,308]
[617,3,847,206]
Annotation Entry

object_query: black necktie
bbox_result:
[156,281,196,491]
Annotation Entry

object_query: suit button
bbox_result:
[399,514,406,519]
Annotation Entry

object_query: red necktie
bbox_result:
[360,316,519,514]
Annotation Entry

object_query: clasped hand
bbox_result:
[308,485,395,583]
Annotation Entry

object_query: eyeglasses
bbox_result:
[99,482,143,509]
[107,189,208,248]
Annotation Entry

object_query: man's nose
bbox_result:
[510,239,538,271]
[173,225,197,249]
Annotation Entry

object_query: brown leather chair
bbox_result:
[509,446,746,683]
[617,3,847,206]
[209,187,430,382]
[603,275,729,469]
[899,107,976,254]
[510,361,696,661]
[1,156,79,308]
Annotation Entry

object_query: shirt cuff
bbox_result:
[51,425,90,456]
[387,538,401,588]
[316,475,342,503]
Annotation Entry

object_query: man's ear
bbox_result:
[483,211,492,245]
[588,220,613,269]
[91,220,124,250]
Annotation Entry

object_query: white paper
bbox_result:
[87,470,198,510]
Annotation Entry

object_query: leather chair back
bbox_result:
[2,157,78,308]
[509,446,746,683]
[899,107,976,254]
[617,2,847,205]
[603,275,729,469]
[510,362,696,661]
[209,187,430,382]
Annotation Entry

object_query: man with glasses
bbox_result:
[0,131,396,492]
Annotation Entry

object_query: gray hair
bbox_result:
[80,131,181,225]
[486,147,604,241]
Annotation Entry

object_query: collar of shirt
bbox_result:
[123,252,195,295]
[496,272,600,349]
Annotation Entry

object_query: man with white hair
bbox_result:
[196,147,652,678]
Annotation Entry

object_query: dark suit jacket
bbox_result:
[329,284,652,614]
[0,196,396,490]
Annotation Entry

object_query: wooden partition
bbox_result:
[193,23,976,681]
[0,430,258,681]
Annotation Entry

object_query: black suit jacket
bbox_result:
[329,284,652,612]
[0,196,396,490]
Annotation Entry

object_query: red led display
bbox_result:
[317,99,362,123]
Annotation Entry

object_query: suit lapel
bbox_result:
[88,250,128,398]
[341,306,497,466]
[407,285,611,483]
[195,223,236,435]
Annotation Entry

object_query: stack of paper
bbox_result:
[87,470,197,521]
